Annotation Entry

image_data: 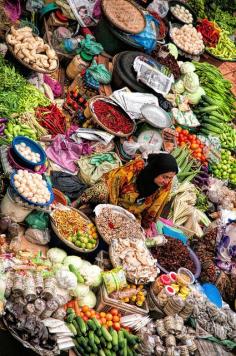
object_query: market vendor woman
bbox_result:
[73,153,178,227]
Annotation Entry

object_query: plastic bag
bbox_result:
[102,267,127,294]
[87,59,112,84]
[25,228,51,245]
[147,0,169,18]
[25,211,49,230]
[130,14,158,53]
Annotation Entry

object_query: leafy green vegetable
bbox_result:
[0,56,50,117]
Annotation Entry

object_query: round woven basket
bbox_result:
[51,208,99,254]
[102,0,146,34]
[89,95,136,138]
[6,29,59,74]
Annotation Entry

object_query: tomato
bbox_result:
[110,308,119,316]
[95,313,100,320]
[90,310,96,317]
[106,313,113,321]
[100,312,106,318]
[106,321,113,327]
[113,322,121,331]
[176,127,182,133]
[82,315,88,321]
[100,318,107,325]
[180,142,186,147]
[82,305,89,313]
[80,312,84,317]
[86,311,92,318]
[113,315,120,322]
[191,143,199,150]
[182,129,189,135]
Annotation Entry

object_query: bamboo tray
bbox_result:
[6,29,59,74]
[50,207,99,254]
[88,95,136,138]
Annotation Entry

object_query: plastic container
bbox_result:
[177,268,195,286]
[152,274,171,295]
[157,285,175,307]
[1,188,33,222]
[66,52,92,80]
[169,272,177,283]
[12,136,46,168]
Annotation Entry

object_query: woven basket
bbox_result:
[147,286,165,317]
[89,95,136,138]
[6,28,59,74]
[50,207,99,253]
[102,0,146,34]
[96,285,149,316]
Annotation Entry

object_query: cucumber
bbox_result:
[104,349,112,356]
[89,330,95,345]
[75,344,85,354]
[201,119,223,130]
[122,329,140,346]
[107,342,112,350]
[201,123,222,134]
[77,336,88,348]
[66,313,75,323]
[201,95,216,105]
[94,334,100,345]
[72,320,81,336]
[127,347,134,356]
[99,350,106,356]
[67,323,77,336]
[123,339,128,356]
[76,316,87,335]
[100,336,107,348]
[110,329,118,348]
[92,317,101,330]
[87,319,97,331]
[101,326,112,342]
[67,307,75,314]
[200,128,216,137]
[69,264,85,283]
[197,105,219,113]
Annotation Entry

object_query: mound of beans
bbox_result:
[151,237,196,274]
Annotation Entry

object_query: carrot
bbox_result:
[67,301,74,309]
[74,300,80,316]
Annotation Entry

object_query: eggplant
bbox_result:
[0,118,8,123]
[0,124,5,133]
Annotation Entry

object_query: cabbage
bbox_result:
[167,43,178,59]
[72,283,90,298]
[185,87,205,104]
[172,79,185,94]
[78,290,97,308]
[79,260,92,276]
[183,72,199,93]
[63,256,83,269]
[56,267,77,290]
[47,248,67,264]
[180,62,195,74]
[83,265,102,288]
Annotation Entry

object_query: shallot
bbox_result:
[171,5,193,24]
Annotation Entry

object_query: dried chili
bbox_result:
[151,237,196,274]
[93,100,134,134]
[35,104,66,136]
[196,19,220,48]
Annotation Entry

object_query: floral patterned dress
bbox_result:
[78,156,171,225]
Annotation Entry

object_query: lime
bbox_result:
[87,243,93,250]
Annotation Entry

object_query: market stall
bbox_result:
[0,0,235,355]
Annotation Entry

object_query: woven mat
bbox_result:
[195,338,235,356]
[102,0,145,34]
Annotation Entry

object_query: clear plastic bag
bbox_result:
[25,228,51,246]
[148,0,169,18]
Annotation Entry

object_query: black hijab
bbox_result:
[136,153,178,198]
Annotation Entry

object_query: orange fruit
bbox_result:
[100,312,106,318]
[86,311,92,318]
[90,310,96,317]
[113,315,120,322]
[106,321,113,327]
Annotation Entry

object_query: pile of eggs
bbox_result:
[14,170,51,204]
[15,142,41,164]
[171,5,193,24]
[171,24,204,55]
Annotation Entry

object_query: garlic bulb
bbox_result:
[16,142,41,163]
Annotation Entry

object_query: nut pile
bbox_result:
[7,26,58,72]
[96,207,144,243]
